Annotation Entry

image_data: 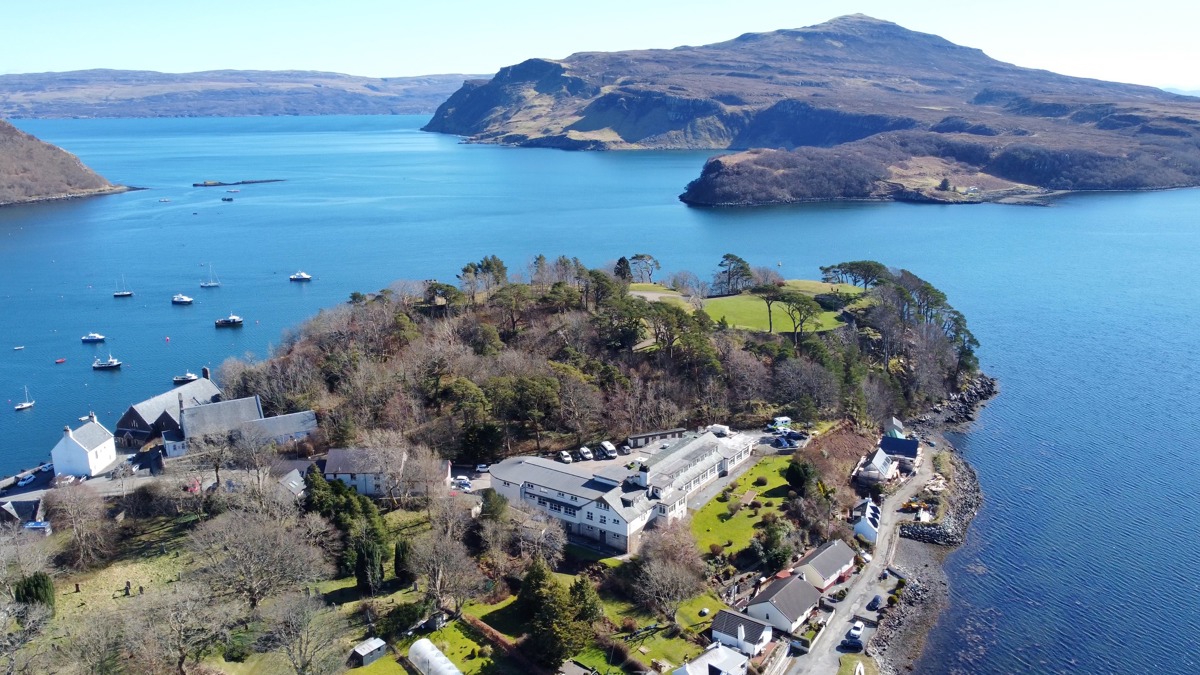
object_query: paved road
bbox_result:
[788,458,934,675]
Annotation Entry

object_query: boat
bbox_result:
[81,332,106,343]
[158,198,171,203]
[14,386,34,411]
[173,371,199,385]
[200,264,221,288]
[113,275,133,298]
[12,346,23,350]
[55,358,66,364]
[289,271,312,282]
[221,197,234,202]
[172,293,194,305]
[92,354,122,370]
[226,189,240,193]
[215,313,244,328]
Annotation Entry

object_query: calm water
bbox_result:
[3,116,1198,672]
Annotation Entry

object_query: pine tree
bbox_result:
[14,572,55,615]
[515,556,553,618]
[355,540,386,596]
[568,577,602,623]
[394,539,415,586]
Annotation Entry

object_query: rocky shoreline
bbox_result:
[870,375,996,675]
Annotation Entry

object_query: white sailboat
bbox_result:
[14,386,34,411]
[200,264,221,288]
[113,275,133,298]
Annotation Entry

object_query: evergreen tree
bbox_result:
[14,572,55,614]
[355,540,386,596]
[525,581,590,669]
[515,556,553,618]
[568,577,603,623]
[394,539,415,586]
[613,256,633,282]
[479,488,508,522]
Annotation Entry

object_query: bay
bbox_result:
[3,115,1199,672]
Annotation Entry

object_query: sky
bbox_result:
[3,0,1198,90]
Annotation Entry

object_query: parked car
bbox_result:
[618,444,632,455]
[558,450,573,464]
[772,437,797,449]
[579,447,594,461]
[38,463,53,473]
[839,638,863,652]
[847,621,865,640]
[475,464,490,474]
[858,550,873,563]
[16,474,35,487]
[785,430,807,440]
[867,595,883,611]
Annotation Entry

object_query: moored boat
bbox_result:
[172,293,194,305]
[173,371,199,385]
[200,264,221,288]
[92,354,121,370]
[12,346,23,350]
[289,271,312,282]
[215,313,243,328]
[113,275,133,298]
[81,332,106,343]
[14,386,34,411]
[55,358,66,364]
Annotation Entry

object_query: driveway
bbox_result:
[787,458,934,675]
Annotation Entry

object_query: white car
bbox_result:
[475,464,490,474]
[847,621,865,640]
[859,550,873,563]
[579,447,593,461]
[38,463,53,473]
[16,474,35,487]
[558,450,573,464]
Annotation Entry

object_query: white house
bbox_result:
[490,427,754,553]
[51,413,117,478]
[672,643,748,675]
[710,609,774,656]
[745,575,821,635]
[795,540,857,593]
[854,449,895,486]
[323,447,450,498]
[850,498,882,545]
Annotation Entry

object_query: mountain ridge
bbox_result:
[0,119,123,206]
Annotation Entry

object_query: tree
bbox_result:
[716,253,753,295]
[478,255,508,293]
[779,292,823,347]
[785,459,818,497]
[408,534,483,616]
[188,510,331,609]
[43,483,112,570]
[0,599,50,674]
[12,573,53,614]
[516,558,590,669]
[458,262,481,306]
[646,301,690,359]
[355,540,386,597]
[633,522,706,618]
[629,253,661,283]
[126,583,233,675]
[394,539,415,587]
[517,512,567,568]
[937,177,951,191]
[613,256,633,282]
[751,284,785,333]
[423,281,466,317]
[489,283,534,334]
[569,577,603,623]
[479,488,508,522]
[0,523,49,600]
[542,281,581,313]
[515,556,553,617]
[266,593,346,675]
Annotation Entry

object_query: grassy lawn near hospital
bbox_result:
[690,455,793,552]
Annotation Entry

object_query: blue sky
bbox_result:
[4,1,1198,89]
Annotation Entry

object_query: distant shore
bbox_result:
[0,184,134,208]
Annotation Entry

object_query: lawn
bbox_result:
[837,654,881,675]
[565,543,622,568]
[690,455,792,552]
[702,295,844,334]
[675,591,724,630]
[463,594,523,639]
[629,283,679,294]
[394,621,525,675]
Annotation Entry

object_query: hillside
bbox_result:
[0,119,123,205]
[425,14,1200,203]
[0,69,482,118]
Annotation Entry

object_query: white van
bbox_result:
[600,441,618,458]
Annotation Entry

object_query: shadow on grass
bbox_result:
[481,601,527,640]
[323,584,365,606]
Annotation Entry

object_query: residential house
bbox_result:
[710,609,774,657]
[885,417,906,439]
[276,469,307,500]
[323,447,450,498]
[850,498,882,545]
[626,428,686,449]
[672,643,748,675]
[490,427,754,553]
[241,410,318,446]
[51,413,118,478]
[879,436,922,471]
[795,540,857,592]
[0,499,44,526]
[114,379,221,448]
[745,574,821,634]
[854,449,895,486]
[163,396,264,458]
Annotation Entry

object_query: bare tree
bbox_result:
[231,425,282,496]
[53,610,125,675]
[188,510,332,609]
[0,523,49,600]
[517,511,567,568]
[125,583,235,675]
[402,443,447,509]
[633,522,706,619]
[187,433,236,490]
[265,593,347,675]
[408,533,484,616]
[43,483,112,570]
[0,599,50,675]
[360,429,410,508]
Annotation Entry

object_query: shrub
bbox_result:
[621,617,638,633]
[753,476,768,487]
[13,572,54,614]
[665,623,682,638]
[888,594,899,606]
[761,512,778,526]
[716,493,729,503]
[787,490,798,500]
[727,502,742,516]
[764,501,773,508]
[709,543,725,556]
[479,645,493,659]
[749,500,763,510]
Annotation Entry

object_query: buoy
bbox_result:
[165,337,170,342]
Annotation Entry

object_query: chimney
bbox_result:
[636,463,649,487]
[63,425,71,436]
[202,366,211,380]
[89,411,97,423]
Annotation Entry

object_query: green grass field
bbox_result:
[837,654,881,675]
[691,456,793,552]
[629,283,679,294]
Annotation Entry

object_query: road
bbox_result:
[788,458,934,675]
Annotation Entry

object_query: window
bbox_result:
[599,516,607,524]
[349,473,356,480]
[586,512,594,521]
[564,506,577,517]
[659,505,666,515]
[549,502,563,513]
[570,495,577,502]
[503,481,511,487]
[557,492,564,497]
[587,525,594,531]
[597,502,610,511]
[612,518,620,524]
[537,498,548,507]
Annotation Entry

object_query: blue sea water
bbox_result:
[2,115,1199,672]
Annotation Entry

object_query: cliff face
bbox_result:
[0,70,482,118]
[0,119,120,205]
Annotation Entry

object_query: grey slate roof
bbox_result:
[490,456,612,501]
[879,436,920,459]
[72,420,113,450]
[129,378,222,427]
[711,609,772,644]
[864,449,893,476]
[324,448,379,475]
[181,396,263,440]
[0,499,42,524]
[277,469,306,497]
[747,575,821,624]
[797,540,856,581]
[241,410,317,442]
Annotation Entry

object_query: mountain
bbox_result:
[0,70,483,118]
[425,15,1200,204]
[0,119,123,205]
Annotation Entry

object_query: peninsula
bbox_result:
[0,118,125,206]
[425,14,1200,205]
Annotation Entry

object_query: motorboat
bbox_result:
[12,346,23,350]
[172,293,194,305]
[92,354,122,370]
[81,332,106,343]
[289,271,312,282]
[215,313,244,328]
[14,386,34,411]
[173,371,199,385]
[55,358,66,364]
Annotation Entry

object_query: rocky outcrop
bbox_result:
[899,454,982,547]
[0,119,123,206]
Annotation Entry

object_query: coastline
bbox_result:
[0,184,134,208]
[871,375,997,675]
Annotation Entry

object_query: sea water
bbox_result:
[3,115,1198,672]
